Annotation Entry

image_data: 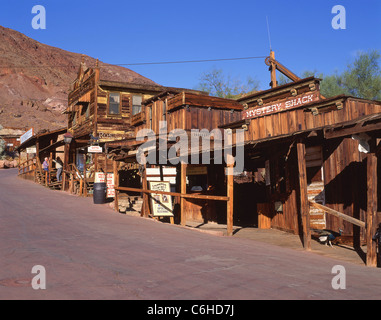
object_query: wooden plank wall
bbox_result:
[135,100,242,134]
[322,137,367,236]
[96,89,135,138]
[268,146,300,234]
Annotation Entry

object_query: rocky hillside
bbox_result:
[0,25,159,132]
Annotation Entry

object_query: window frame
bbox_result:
[107,92,121,116]
[132,95,143,116]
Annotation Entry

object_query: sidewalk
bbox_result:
[174,221,368,266]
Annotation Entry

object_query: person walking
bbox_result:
[53,156,63,182]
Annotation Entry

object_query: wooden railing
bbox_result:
[18,157,36,175]
[131,110,146,126]
[63,163,90,196]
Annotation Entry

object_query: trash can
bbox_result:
[93,182,107,204]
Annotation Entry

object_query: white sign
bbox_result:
[88,145,103,153]
[106,173,115,198]
[148,181,174,217]
[20,128,34,145]
[26,147,37,154]
[94,172,115,197]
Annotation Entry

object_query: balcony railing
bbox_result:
[131,110,146,126]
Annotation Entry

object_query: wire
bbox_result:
[0,56,267,69]
[113,56,267,66]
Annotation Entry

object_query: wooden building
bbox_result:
[109,52,381,266]
[16,51,381,267]
[16,127,66,184]
[218,53,381,266]
[107,90,243,225]
[0,127,25,153]
[59,60,204,194]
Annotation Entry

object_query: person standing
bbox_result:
[42,157,49,183]
[53,156,63,182]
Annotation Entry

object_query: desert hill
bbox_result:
[0,25,159,132]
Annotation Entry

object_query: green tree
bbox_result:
[302,50,381,100]
[196,68,259,99]
[342,50,381,100]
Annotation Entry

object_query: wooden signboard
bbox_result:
[243,91,320,120]
[20,128,34,145]
[88,145,103,153]
[148,181,174,217]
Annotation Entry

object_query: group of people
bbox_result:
[42,156,63,182]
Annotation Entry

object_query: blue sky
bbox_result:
[1,0,380,91]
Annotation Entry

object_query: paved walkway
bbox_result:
[1,168,381,300]
[180,222,367,266]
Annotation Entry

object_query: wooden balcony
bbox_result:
[167,92,243,112]
[131,111,146,126]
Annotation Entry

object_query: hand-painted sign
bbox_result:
[88,145,103,153]
[243,92,320,120]
[148,181,174,217]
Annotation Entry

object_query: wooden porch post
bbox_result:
[113,159,119,212]
[366,146,378,267]
[62,142,69,191]
[141,162,149,218]
[297,140,311,250]
[226,164,234,236]
[180,162,187,226]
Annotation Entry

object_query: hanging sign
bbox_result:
[26,147,37,154]
[88,145,103,153]
[148,181,174,217]
[243,91,320,120]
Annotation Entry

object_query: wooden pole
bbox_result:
[141,162,149,217]
[113,159,119,212]
[226,164,234,236]
[366,148,378,267]
[180,162,187,226]
[297,140,311,250]
[270,50,277,88]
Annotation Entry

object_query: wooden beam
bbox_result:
[309,201,365,228]
[366,149,378,267]
[113,160,119,212]
[114,186,229,201]
[297,141,311,250]
[324,122,381,140]
[141,163,149,218]
[270,51,277,88]
[180,162,187,226]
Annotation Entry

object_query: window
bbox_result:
[109,93,120,115]
[132,95,142,115]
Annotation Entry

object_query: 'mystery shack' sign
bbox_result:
[243,91,320,120]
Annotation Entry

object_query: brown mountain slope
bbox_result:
[0,25,159,132]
